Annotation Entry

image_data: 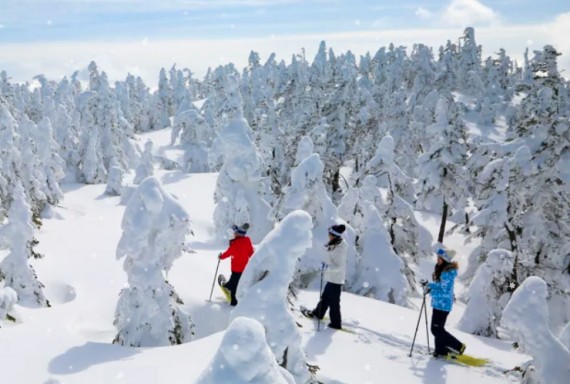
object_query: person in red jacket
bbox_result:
[218,223,254,306]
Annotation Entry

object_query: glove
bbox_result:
[422,285,431,295]
[218,252,223,260]
[320,262,328,270]
[420,279,428,286]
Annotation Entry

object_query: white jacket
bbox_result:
[324,240,348,285]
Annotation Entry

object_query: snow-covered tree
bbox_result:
[105,166,124,196]
[354,204,409,306]
[415,96,469,243]
[0,286,17,322]
[176,108,211,173]
[152,68,173,130]
[77,68,138,184]
[125,74,152,132]
[213,115,272,243]
[338,175,383,236]
[365,135,415,204]
[197,317,295,384]
[34,117,65,206]
[472,45,570,329]
[458,27,482,93]
[435,40,459,92]
[500,276,570,384]
[231,210,314,383]
[364,135,430,262]
[294,136,315,167]
[113,177,194,347]
[0,182,48,307]
[463,146,527,282]
[15,117,46,215]
[133,140,154,185]
[0,101,21,217]
[272,153,335,225]
[458,249,514,337]
[271,153,336,263]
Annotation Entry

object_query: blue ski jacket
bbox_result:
[428,268,457,312]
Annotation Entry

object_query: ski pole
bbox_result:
[208,257,221,302]
[317,262,325,332]
[423,294,430,354]
[409,292,426,357]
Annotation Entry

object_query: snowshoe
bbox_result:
[435,352,489,367]
[217,274,231,303]
[300,306,315,319]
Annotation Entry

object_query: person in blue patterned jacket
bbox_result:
[421,248,466,358]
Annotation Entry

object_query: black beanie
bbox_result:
[328,224,346,237]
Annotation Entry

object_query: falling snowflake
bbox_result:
[375,267,379,272]
[362,281,370,288]
[232,344,239,351]
[219,364,225,370]
[509,282,516,289]
[116,372,125,379]
[364,364,371,370]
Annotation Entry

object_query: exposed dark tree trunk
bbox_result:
[437,167,448,243]
[280,347,289,369]
[504,215,519,292]
[332,169,341,194]
[437,200,448,243]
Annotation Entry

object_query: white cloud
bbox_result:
[441,0,500,27]
[415,7,433,19]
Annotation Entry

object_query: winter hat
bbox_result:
[232,223,250,236]
[328,224,346,237]
[436,248,456,263]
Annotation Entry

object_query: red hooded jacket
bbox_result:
[220,236,254,273]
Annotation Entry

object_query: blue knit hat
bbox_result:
[232,223,249,236]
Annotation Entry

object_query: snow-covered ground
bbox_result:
[0,128,530,383]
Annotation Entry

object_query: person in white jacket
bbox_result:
[305,224,348,330]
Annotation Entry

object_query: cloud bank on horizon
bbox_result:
[0,0,569,83]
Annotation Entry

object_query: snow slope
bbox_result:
[0,128,529,384]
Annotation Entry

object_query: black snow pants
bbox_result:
[313,282,342,328]
[431,308,463,355]
[224,272,242,306]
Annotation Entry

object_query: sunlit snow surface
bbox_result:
[0,128,530,383]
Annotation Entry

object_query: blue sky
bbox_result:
[1,0,569,82]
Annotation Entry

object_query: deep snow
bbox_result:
[0,128,531,384]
